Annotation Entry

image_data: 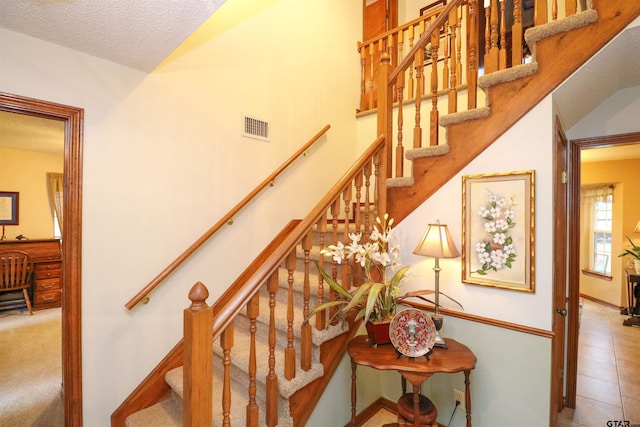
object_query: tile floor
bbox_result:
[558,299,640,426]
[360,299,640,427]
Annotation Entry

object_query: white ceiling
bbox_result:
[0,2,638,159]
[554,23,640,130]
[0,0,227,73]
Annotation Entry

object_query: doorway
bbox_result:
[562,131,640,413]
[0,92,83,426]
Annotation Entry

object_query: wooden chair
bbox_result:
[0,251,34,315]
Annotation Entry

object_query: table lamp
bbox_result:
[413,221,460,339]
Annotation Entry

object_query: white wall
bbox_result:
[352,96,555,426]
[567,85,640,140]
[0,0,362,424]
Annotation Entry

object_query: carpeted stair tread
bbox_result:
[125,397,181,427]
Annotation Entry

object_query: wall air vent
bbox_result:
[242,115,270,142]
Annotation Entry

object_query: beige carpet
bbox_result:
[0,308,63,427]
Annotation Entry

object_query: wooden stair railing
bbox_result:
[112,135,386,426]
[125,124,331,310]
[385,0,638,223]
[362,0,593,182]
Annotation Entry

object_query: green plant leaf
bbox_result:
[316,262,352,299]
[364,282,385,321]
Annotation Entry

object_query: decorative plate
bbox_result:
[389,309,437,357]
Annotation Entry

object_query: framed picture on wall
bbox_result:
[0,192,19,225]
[462,171,535,292]
[420,0,450,66]
[420,0,446,16]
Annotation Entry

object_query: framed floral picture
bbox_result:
[462,171,535,292]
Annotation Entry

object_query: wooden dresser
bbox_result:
[0,239,62,311]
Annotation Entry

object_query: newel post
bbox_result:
[184,282,213,427]
[376,51,392,214]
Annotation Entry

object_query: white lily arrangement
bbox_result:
[308,214,461,324]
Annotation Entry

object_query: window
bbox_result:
[53,210,62,239]
[581,185,614,277]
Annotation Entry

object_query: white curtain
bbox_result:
[580,184,613,271]
[47,172,64,235]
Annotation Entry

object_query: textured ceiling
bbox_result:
[0,0,227,72]
[554,23,640,130]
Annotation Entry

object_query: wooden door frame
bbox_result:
[563,131,640,410]
[550,116,568,425]
[0,92,83,426]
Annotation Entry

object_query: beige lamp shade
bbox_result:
[634,221,640,233]
[413,223,460,258]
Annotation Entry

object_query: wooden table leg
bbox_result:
[351,358,357,426]
[464,369,472,427]
[412,383,421,426]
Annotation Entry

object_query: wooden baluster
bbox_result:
[246,295,259,426]
[368,44,375,109]
[363,159,372,233]
[418,20,426,98]
[266,272,279,426]
[413,46,424,149]
[552,0,558,21]
[342,186,352,290]
[456,6,463,87]
[512,0,523,66]
[488,0,499,73]
[359,46,367,112]
[353,173,363,235]
[442,21,450,91]
[184,282,213,427]
[484,2,491,73]
[330,200,340,324]
[407,24,415,99]
[499,0,507,70]
[535,0,548,25]
[448,7,459,113]
[301,231,312,371]
[352,175,364,285]
[373,150,382,218]
[397,30,405,102]
[467,0,479,109]
[221,322,234,427]
[396,69,405,177]
[330,200,340,280]
[429,16,439,147]
[315,214,327,331]
[285,251,296,380]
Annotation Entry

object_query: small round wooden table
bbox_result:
[347,335,476,427]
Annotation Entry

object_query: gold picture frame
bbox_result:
[462,171,535,292]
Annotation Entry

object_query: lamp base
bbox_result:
[433,331,447,348]
[431,314,447,348]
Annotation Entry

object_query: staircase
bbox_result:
[113,1,640,425]
[125,228,350,426]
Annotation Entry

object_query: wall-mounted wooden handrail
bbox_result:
[208,134,386,339]
[125,124,331,310]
